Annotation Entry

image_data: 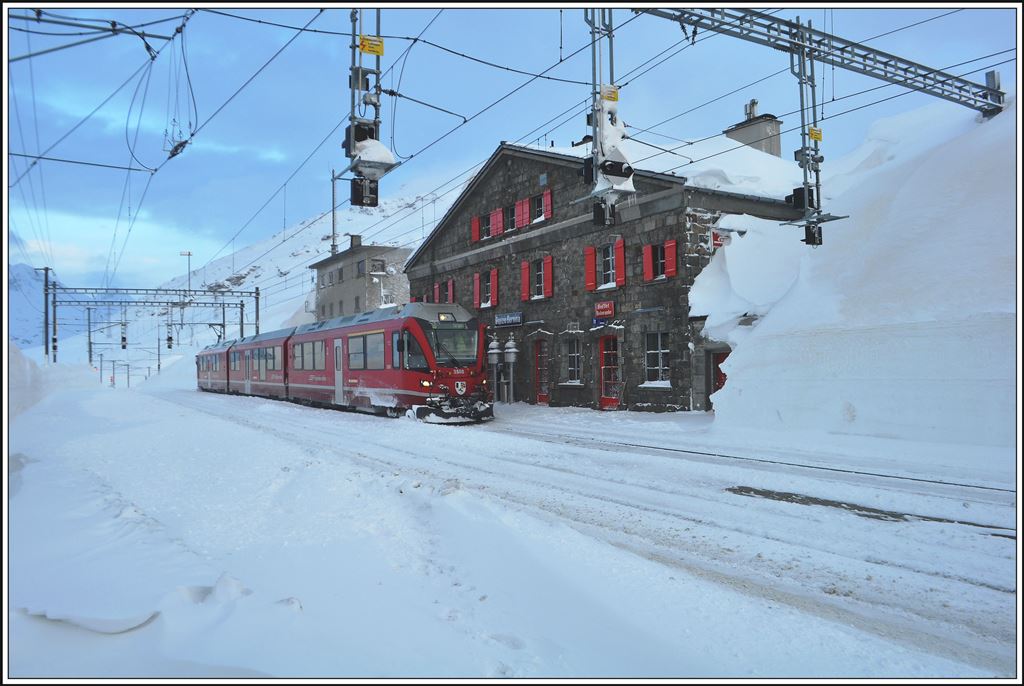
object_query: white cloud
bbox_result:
[7,206,225,287]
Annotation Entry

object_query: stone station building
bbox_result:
[404,142,800,411]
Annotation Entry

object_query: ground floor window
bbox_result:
[561,337,581,382]
[645,332,671,382]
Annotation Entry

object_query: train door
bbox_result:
[243,350,252,394]
[598,336,622,410]
[333,337,346,405]
[535,340,550,404]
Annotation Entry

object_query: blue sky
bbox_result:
[6,5,1019,288]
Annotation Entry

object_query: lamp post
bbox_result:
[487,335,502,403]
[503,335,519,404]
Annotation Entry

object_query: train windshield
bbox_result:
[428,327,479,367]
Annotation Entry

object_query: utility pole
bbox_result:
[180,251,193,292]
[331,168,340,255]
[98,354,104,384]
[86,306,93,365]
[157,325,161,372]
[51,284,58,363]
[239,300,245,338]
[34,267,50,364]
[255,286,260,334]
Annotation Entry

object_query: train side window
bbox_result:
[366,333,385,370]
[313,340,326,370]
[335,344,342,371]
[392,332,403,369]
[292,343,302,370]
[404,331,429,372]
[303,342,314,371]
[348,335,365,370]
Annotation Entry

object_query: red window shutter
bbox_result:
[584,246,596,291]
[615,238,626,286]
[473,273,481,308]
[490,268,499,307]
[665,239,677,277]
[542,189,553,219]
[516,199,529,228]
[642,244,654,282]
[434,282,440,303]
[543,255,553,298]
[491,208,504,236]
[520,260,530,301]
[471,216,480,243]
[447,278,454,303]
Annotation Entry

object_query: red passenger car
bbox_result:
[196,340,230,392]
[196,303,493,421]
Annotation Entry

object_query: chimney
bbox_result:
[723,98,782,157]
[350,234,362,249]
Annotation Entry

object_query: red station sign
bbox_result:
[594,301,615,317]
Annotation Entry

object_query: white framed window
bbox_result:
[504,205,517,231]
[479,213,492,239]
[480,272,492,305]
[562,338,581,383]
[652,244,666,278]
[532,258,545,298]
[645,332,671,382]
[600,243,616,287]
[532,194,544,221]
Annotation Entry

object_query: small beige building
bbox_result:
[308,235,411,321]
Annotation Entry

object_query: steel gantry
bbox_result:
[41,285,260,362]
[632,8,1006,245]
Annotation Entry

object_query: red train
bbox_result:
[196,303,494,421]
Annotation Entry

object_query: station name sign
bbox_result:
[495,311,523,327]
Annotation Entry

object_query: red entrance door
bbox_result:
[535,340,550,404]
[712,351,730,392]
[599,336,622,410]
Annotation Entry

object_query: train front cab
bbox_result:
[391,304,492,420]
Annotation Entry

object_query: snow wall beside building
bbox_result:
[695,99,1017,454]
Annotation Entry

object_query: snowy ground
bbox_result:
[7,348,1018,678]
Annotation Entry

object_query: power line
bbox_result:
[627,8,971,150]
[8,152,152,172]
[155,9,324,171]
[6,14,191,190]
[657,56,1016,176]
[200,8,591,86]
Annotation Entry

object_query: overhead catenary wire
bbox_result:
[154,9,324,173]
[200,8,591,86]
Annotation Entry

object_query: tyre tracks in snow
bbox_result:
[156,390,1017,675]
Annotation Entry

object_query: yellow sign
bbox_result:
[808,126,823,141]
[600,85,619,102]
[359,35,384,56]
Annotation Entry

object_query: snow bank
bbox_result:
[8,341,98,417]
[705,98,1017,456]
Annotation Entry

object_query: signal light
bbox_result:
[121,335,127,350]
[167,335,173,349]
[351,178,378,207]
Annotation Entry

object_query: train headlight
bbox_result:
[419,379,431,388]
[481,378,487,385]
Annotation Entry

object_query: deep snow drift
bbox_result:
[689,100,1017,470]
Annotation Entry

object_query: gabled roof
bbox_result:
[404,143,690,271]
